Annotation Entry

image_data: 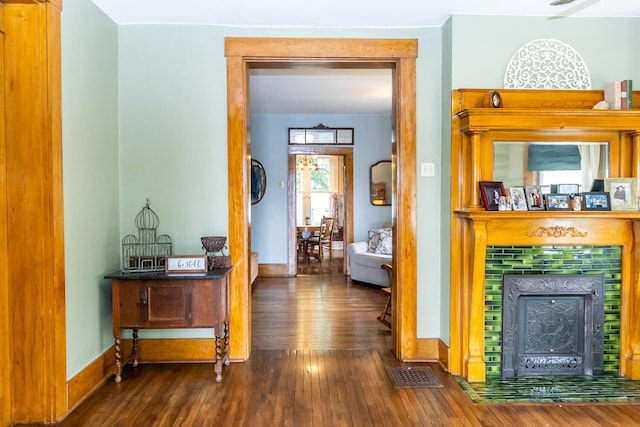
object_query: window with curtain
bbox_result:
[296,157,334,225]
[527,144,581,171]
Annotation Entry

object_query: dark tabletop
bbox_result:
[105,267,232,280]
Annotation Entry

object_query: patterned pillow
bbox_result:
[367,228,392,255]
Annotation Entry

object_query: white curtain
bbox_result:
[331,193,340,229]
[578,144,601,192]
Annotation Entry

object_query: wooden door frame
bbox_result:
[288,148,353,275]
[3,1,66,423]
[225,37,418,361]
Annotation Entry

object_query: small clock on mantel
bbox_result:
[483,90,502,108]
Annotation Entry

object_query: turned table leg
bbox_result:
[223,321,230,366]
[131,328,139,367]
[114,336,122,383]
[214,321,230,382]
[114,329,140,383]
[214,334,224,382]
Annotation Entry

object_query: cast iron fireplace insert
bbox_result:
[501,274,604,378]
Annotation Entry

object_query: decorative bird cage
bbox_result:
[122,200,173,272]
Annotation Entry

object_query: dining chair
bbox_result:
[308,216,334,262]
[377,263,393,328]
[297,229,313,263]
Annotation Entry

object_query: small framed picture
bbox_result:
[544,193,571,211]
[556,184,580,195]
[479,181,506,211]
[524,185,545,210]
[590,179,605,192]
[582,192,611,211]
[509,187,528,211]
[604,178,637,211]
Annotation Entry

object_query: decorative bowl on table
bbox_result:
[301,231,312,239]
[201,236,227,254]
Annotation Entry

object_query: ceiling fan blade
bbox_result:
[550,0,575,5]
[549,0,603,19]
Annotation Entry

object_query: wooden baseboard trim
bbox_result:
[258,263,291,277]
[66,337,243,416]
[438,339,450,371]
[401,338,449,369]
[67,346,116,413]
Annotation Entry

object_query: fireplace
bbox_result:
[449,90,640,383]
[501,274,604,378]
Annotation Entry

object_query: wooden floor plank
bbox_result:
[52,257,640,426]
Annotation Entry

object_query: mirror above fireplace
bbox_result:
[493,141,609,191]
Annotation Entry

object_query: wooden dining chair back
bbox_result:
[319,216,335,261]
[377,263,392,328]
[309,216,334,262]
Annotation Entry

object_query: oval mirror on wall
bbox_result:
[370,160,391,206]
[251,159,267,205]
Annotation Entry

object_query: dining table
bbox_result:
[297,225,322,263]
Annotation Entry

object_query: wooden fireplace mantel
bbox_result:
[450,89,640,382]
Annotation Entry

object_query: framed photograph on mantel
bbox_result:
[525,185,545,211]
[554,183,580,195]
[605,178,637,211]
[582,192,612,211]
[509,187,528,211]
[544,193,571,211]
[479,181,505,211]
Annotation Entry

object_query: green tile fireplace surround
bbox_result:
[484,245,621,378]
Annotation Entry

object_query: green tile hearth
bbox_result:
[456,375,640,403]
[484,245,621,378]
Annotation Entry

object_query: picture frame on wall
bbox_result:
[544,193,571,211]
[509,187,528,211]
[582,192,612,211]
[524,185,545,210]
[479,181,505,211]
[604,178,637,211]
[251,159,267,205]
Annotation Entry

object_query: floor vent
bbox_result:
[386,366,442,388]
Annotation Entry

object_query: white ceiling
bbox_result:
[90,0,640,115]
[91,0,637,27]
[248,68,393,115]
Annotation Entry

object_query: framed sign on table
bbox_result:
[165,255,208,275]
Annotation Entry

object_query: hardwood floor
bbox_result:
[42,257,640,426]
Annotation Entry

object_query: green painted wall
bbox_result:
[61,1,640,379]
[442,15,640,344]
[115,25,443,341]
[61,1,119,378]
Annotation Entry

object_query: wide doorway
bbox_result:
[225,37,417,361]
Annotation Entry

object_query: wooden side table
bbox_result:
[106,268,231,383]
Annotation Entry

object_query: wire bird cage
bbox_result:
[121,200,172,272]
